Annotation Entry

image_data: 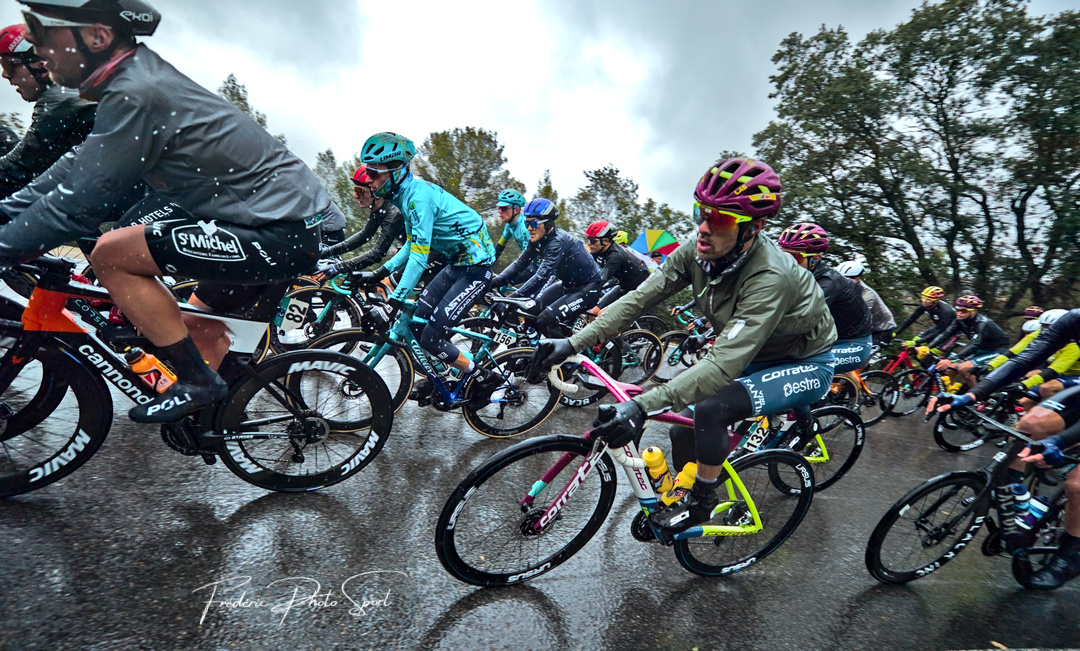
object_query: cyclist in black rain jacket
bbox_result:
[585,220,651,310]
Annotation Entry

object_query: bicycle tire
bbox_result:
[772,406,864,493]
[616,329,662,386]
[865,471,987,584]
[558,341,622,408]
[463,347,562,438]
[932,410,992,452]
[215,349,393,491]
[306,328,412,413]
[632,315,668,336]
[652,331,699,384]
[268,286,363,353]
[858,370,896,427]
[889,368,934,416]
[435,434,617,586]
[674,449,814,576]
[0,341,113,497]
[815,375,858,414]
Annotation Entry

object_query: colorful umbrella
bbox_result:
[630,230,680,256]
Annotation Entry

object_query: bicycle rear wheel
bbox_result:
[463,347,562,438]
[215,350,393,491]
[889,369,935,416]
[307,328,412,413]
[616,329,662,386]
[865,471,987,584]
[268,287,363,353]
[0,340,113,497]
[858,370,896,426]
[631,315,668,336]
[651,331,703,385]
[932,409,992,452]
[435,435,617,586]
[774,406,864,493]
[674,449,814,576]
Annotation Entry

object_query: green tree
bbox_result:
[313,149,366,236]
[413,127,524,214]
[565,165,641,235]
[217,73,287,145]
[0,112,24,136]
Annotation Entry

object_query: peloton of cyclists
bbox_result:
[896,286,957,350]
[837,260,896,348]
[585,219,650,311]
[927,295,1010,391]
[531,157,837,534]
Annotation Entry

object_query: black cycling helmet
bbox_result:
[20,0,161,38]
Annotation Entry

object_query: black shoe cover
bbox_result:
[649,486,719,533]
[468,368,505,409]
[1028,550,1080,590]
[129,377,228,424]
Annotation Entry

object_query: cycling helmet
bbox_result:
[614,231,628,245]
[777,222,830,254]
[0,24,32,57]
[921,286,946,300]
[1022,305,1044,318]
[523,198,558,224]
[586,220,617,240]
[496,189,525,208]
[361,132,415,199]
[351,166,372,186]
[955,295,983,310]
[694,157,782,219]
[1039,308,1069,327]
[1023,319,1041,332]
[20,0,161,36]
[837,260,866,278]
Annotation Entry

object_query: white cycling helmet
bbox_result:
[1022,319,1041,332]
[1039,308,1070,327]
[837,260,865,278]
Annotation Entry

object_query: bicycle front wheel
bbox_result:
[307,328,412,413]
[932,409,991,452]
[268,287,363,353]
[615,329,662,386]
[674,449,814,576]
[889,369,935,416]
[435,435,617,586]
[215,350,393,491]
[858,370,897,426]
[865,472,987,584]
[463,347,562,438]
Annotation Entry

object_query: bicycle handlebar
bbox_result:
[547,354,584,395]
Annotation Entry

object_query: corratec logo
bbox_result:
[172,220,246,262]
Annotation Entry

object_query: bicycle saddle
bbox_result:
[490,295,541,315]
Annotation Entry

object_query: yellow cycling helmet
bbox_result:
[614,231,628,245]
[921,286,946,300]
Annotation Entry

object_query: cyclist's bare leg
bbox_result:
[89,225,188,346]
[1011,407,1066,472]
[184,295,230,371]
[956,361,977,388]
[449,351,471,372]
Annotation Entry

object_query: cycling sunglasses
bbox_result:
[694,202,751,232]
[956,308,975,314]
[586,237,605,244]
[23,10,92,42]
[525,218,543,230]
[781,248,819,259]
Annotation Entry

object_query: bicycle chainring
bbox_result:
[630,510,658,543]
[160,418,201,456]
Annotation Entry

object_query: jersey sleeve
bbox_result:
[516,236,563,298]
[386,199,435,301]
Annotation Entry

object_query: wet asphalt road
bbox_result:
[1,383,1079,651]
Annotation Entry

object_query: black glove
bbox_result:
[387,297,404,312]
[591,401,647,448]
[527,338,577,384]
[491,276,506,289]
[490,301,509,321]
[684,334,709,353]
[357,267,389,284]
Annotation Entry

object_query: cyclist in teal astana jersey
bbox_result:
[531,158,836,534]
[358,132,501,404]
[492,188,536,286]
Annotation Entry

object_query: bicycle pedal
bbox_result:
[200,453,217,466]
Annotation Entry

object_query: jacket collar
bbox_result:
[78,46,138,101]
[696,236,762,285]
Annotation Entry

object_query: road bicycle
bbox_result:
[817,368,897,427]
[929,386,1025,453]
[652,310,714,385]
[434,354,815,586]
[866,405,1076,587]
[0,256,393,497]
[328,291,564,439]
[887,361,950,417]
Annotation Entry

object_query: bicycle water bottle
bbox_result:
[125,348,177,393]
[1019,494,1052,530]
[661,462,697,506]
[642,447,674,494]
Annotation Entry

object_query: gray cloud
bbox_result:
[161,0,363,82]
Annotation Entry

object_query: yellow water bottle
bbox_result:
[661,462,697,506]
[642,446,674,494]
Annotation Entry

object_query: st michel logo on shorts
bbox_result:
[172,220,246,262]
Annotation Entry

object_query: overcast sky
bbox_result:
[0,0,1071,212]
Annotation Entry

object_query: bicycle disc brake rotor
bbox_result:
[519,508,558,537]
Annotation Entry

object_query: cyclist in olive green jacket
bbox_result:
[531,157,836,534]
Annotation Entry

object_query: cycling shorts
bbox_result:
[831,336,873,373]
[1056,376,1080,389]
[1040,385,1080,427]
[535,280,604,338]
[414,264,493,362]
[969,349,1009,366]
[321,228,345,246]
[144,214,319,283]
[734,349,837,417]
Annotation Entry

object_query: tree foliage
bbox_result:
[217,74,288,146]
[413,127,524,217]
[754,0,1080,319]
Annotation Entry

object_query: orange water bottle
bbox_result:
[661,462,697,506]
[125,347,177,393]
[642,447,674,494]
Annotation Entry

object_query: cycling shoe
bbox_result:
[129,377,228,424]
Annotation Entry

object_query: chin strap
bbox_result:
[69,27,123,85]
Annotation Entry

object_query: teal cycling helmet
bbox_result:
[497,189,526,208]
[361,132,416,198]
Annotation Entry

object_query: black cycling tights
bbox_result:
[668,382,754,470]
[534,280,603,338]
[414,264,493,364]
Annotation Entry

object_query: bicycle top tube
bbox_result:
[557,355,692,428]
